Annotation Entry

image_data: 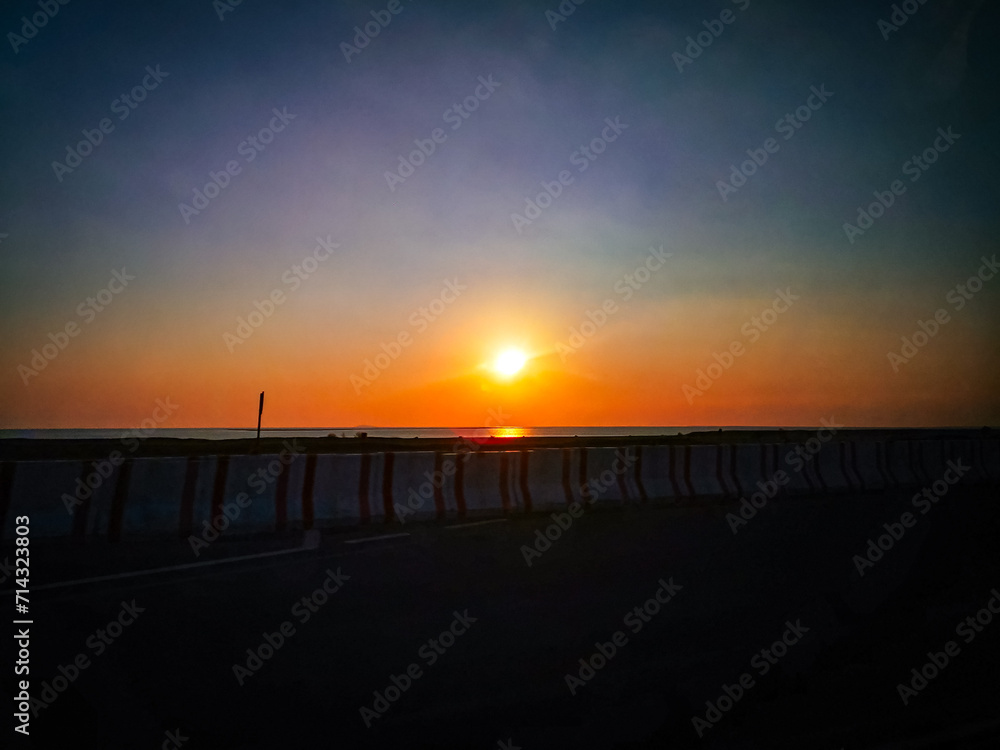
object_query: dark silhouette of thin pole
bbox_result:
[256,391,264,441]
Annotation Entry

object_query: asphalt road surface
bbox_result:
[5,485,1000,749]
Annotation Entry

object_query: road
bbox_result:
[6,485,1000,749]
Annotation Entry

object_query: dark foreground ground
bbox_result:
[4,483,1000,749]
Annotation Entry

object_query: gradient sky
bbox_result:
[1,0,998,429]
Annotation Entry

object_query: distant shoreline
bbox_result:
[1,427,994,461]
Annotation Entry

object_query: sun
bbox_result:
[493,348,527,377]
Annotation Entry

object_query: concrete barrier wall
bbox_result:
[667,445,693,499]
[885,440,920,490]
[945,439,988,486]
[814,442,852,494]
[5,460,79,538]
[970,439,993,485]
[917,440,949,485]
[436,452,464,517]
[686,445,724,500]
[769,443,824,496]
[387,451,439,522]
[985,439,1000,484]
[718,445,740,498]
[2,437,996,540]
[519,449,574,512]
[310,453,370,525]
[580,447,640,504]
[637,445,680,502]
[731,443,767,499]
[123,457,190,538]
[461,451,510,514]
[840,442,864,493]
[222,455,278,532]
[851,441,886,493]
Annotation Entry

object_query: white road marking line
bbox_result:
[344,532,411,544]
[444,518,508,530]
[0,545,311,594]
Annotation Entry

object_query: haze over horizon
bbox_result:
[2,0,998,430]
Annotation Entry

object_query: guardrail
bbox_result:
[2,438,997,540]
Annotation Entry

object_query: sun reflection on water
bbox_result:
[489,426,530,439]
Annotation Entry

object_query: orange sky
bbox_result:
[5,282,998,428]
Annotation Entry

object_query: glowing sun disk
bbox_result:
[494,348,527,376]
